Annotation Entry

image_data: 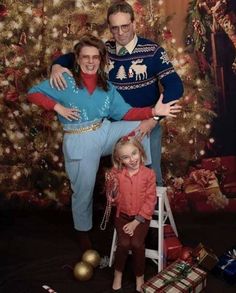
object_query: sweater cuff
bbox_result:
[135,215,145,223]
[27,93,57,110]
[123,107,153,121]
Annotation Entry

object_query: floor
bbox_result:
[0,199,236,293]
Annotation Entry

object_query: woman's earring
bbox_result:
[75,63,80,73]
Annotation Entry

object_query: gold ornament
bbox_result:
[82,249,101,268]
[73,261,93,281]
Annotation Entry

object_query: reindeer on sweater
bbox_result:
[106,59,115,75]
[129,59,147,81]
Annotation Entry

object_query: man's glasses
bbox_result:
[110,22,132,34]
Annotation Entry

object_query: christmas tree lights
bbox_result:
[0,0,217,205]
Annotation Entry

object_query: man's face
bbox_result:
[108,12,136,46]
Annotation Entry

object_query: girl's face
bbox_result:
[118,143,141,172]
[77,46,101,74]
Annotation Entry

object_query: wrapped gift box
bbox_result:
[213,248,236,284]
[184,169,220,201]
[193,243,219,271]
[142,260,207,293]
[190,200,217,213]
[164,225,182,262]
[201,156,236,198]
[201,156,236,174]
[190,200,229,213]
[164,225,176,238]
[222,182,236,198]
[201,157,223,171]
[184,169,229,212]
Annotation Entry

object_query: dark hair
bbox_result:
[107,1,135,24]
[73,34,109,91]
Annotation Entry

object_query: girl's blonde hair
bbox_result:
[112,135,147,169]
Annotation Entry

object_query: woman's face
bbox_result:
[77,46,101,74]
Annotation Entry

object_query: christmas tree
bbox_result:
[0,0,217,206]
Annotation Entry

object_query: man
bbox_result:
[50,1,184,186]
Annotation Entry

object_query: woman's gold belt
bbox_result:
[63,121,102,134]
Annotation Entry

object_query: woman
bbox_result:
[28,34,181,252]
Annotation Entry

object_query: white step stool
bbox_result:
[108,186,178,272]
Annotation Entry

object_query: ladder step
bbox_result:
[145,248,159,260]
[153,210,168,216]
[150,219,160,228]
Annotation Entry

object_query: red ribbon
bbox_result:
[189,169,215,188]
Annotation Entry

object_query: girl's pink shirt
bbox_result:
[114,165,157,220]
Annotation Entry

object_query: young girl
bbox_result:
[106,134,157,293]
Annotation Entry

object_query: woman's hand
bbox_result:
[49,64,73,90]
[153,94,182,117]
[54,103,80,121]
[123,220,140,236]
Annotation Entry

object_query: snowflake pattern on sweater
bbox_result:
[106,36,183,107]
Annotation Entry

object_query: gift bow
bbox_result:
[227,249,236,260]
[189,169,216,188]
[161,262,192,287]
[120,130,136,142]
[221,249,236,270]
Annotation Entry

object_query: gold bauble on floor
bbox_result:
[73,261,93,281]
[82,249,101,268]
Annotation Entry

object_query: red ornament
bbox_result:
[72,13,88,27]
[163,30,173,40]
[180,246,193,263]
[4,90,19,102]
[32,7,44,17]
[133,1,143,14]
[51,49,62,61]
[0,4,8,20]
[203,101,213,110]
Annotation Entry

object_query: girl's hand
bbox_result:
[123,220,140,236]
[153,94,182,117]
[54,103,80,121]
